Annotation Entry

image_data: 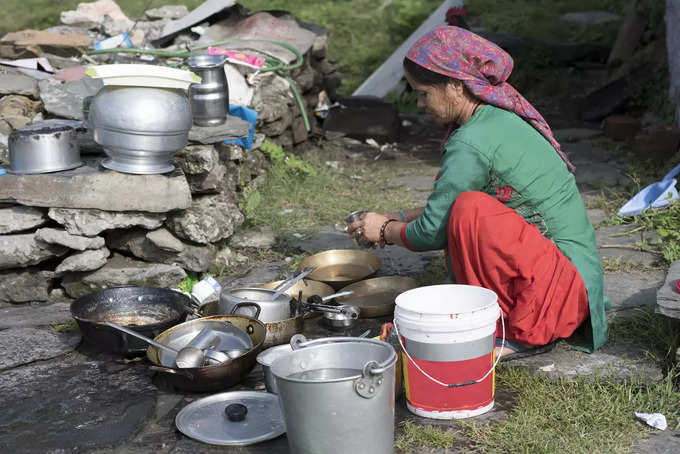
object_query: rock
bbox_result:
[656,259,680,319]
[230,226,276,249]
[107,228,215,273]
[0,233,68,270]
[165,194,244,245]
[586,208,607,226]
[0,206,47,234]
[173,144,217,175]
[0,355,156,452]
[145,5,189,20]
[187,114,251,144]
[0,74,39,98]
[603,115,642,142]
[560,11,621,26]
[48,208,166,237]
[61,253,186,298]
[324,96,400,143]
[633,127,680,160]
[632,430,680,454]
[0,30,90,59]
[35,227,105,250]
[312,34,328,59]
[575,161,626,187]
[55,247,109,275]
[101,16,135,37]
[0,268,54,303]
[0,301,72,329]
[508,339,662,384]
[260,110,293,136]
[293,63,316,92]
[38,77,103,120]
[209,244,233,274]
[0,159,192,213]
[0,133,7,164]
[553,128,603,142]
[60,0,133,28]
[49,288,69,302]
[219,262,287,289]
[146,228,184,253]
[251,73,294,123]
[596,224,660,266]
[0,327,79,371]
[582,79,628,122]
[0,95,42,135]
[288,226,355,253]
[185,162,227,194]
[292,116,309,144]
[132,19,170,42]
[605,271,666,317]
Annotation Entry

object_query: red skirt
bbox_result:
[447,191,590,346]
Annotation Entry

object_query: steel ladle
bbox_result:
[269,266,317,301]
[104,321,229,367]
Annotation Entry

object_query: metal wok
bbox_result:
[70,286,190,356]
[336,276,419,317]
[300,249,381,290]
[146,315,266,392]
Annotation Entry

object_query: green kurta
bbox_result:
[404,105,607,352]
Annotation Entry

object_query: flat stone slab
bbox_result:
[0,232,68,270]
[632,431,680,454]
[0,205,47,234]
[587,208,607,226]
[575,161,626,187]
[0,158,192,213]
[597,224,661,266]
[656,259,680,319]
[287,226,355,253]
[605,271,665,316]
[38,77,103,120]
[553,128,603,142]
[35,227,105,250]
[0,354,156,452]
[0,327,79,370]
[0,302,72,330]
[0,73,39,98]
[188,115,251,144]
[506,339,663,383]
[0,267,54,303]
[387,175,434,192]
[219,262,287,289]
[49,208,166,237]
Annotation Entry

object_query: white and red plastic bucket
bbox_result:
[394,284,501,419]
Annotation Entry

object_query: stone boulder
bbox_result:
[186,162,228,194]
[251,73,294,123]
[0,268,54,303]
[35,227,105,250]
[107,228,215,272]
[0,233,68,270]
[173,144,218,175]
[48,208,166,236]
[60,253,186,298]
[60,0,133,29]
[165,194,244,245]
[55,247,109,275]
[230,225,276,249]
[0,73,40,98]
[145,5,189,20]
[146,227,184,252]
[0,206,48,234]
[38,78,103,120]
[0,95,42,135]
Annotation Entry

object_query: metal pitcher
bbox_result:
[187,54,229,126]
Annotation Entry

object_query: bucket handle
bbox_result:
[290,335,393,375]
[393,311,505,388]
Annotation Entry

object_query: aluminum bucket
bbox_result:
[271,337,397,454]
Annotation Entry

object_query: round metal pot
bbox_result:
[219,288,293,323]
[89,86,192,174]
[271,337,397,454]
[256,344,294,394]
[9,120,83,174]
[147,315,266,392]
[187,54,228,126]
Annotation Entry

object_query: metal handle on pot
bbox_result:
[229,302,262,319]
[354,360,385,399]
[149,365,195,381]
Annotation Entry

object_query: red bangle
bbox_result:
[379,219,396,247]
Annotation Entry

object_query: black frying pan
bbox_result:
[70,286,191,356]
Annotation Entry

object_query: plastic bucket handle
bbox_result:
[393,311,505,388]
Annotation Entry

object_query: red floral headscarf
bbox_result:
[406,26,574,173]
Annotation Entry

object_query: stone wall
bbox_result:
[0,1,341,305]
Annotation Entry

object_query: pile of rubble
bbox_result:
[0,0,342,305]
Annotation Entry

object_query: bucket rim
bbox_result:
[270,337,397,384]
[395,284,498,315]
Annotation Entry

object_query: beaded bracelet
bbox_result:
[379,219,397,248]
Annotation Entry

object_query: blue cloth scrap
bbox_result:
[224,105,258,150]
[0,168,7,175]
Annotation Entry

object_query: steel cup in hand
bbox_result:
[345,210,374,248]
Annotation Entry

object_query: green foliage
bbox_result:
[260,140,317,177]
[177,275,200,294]
[631,203,680,263]
[609,307,680,367]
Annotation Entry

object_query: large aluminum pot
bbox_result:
[219,288,293,323]
[271,337,397,454]
[9,120,83,174]
[147,315,266,392]
[89,86,192,174]
[187,54,228,126]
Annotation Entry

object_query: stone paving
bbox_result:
[1,123,678,453]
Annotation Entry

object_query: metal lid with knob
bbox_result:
[175,391,285,446]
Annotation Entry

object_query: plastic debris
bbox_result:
[635,412,667,430]
[191,275,222,305]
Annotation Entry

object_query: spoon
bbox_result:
[104,322,228,368]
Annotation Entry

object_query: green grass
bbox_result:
[461,365,680,454]
[395,421,456,451]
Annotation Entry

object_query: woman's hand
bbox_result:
[350,212,389,244]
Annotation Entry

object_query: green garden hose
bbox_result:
[87,37,311,131]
